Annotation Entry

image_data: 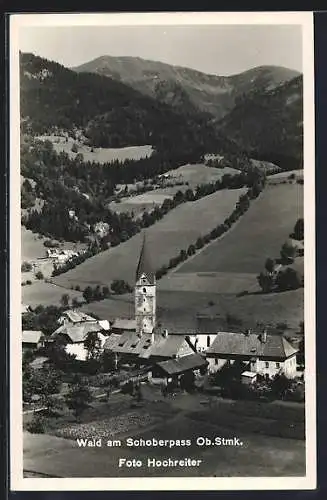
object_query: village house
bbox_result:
[50,310,110,361]
[22,330,44,351]
[47,248,80,265]
[206,329,299,379]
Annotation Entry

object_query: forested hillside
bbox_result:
[20,52,238,157]
[217,76,303,170]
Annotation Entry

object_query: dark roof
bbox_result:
[111,318,136,331]
[104,332,191,360]
[136,231,155,284]
[206,332,298,360]
[51,322,104,343]
[156,353,208,376]
[140,335,186,359]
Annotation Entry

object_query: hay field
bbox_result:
[177,183,303,275]
[22,281,84,308]
[110,164,240,215]
[37,135,153,163]
[21,227,47,261]
[52,188,246,289]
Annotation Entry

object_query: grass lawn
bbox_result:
[52,188,246,288]
[177,183,303,274]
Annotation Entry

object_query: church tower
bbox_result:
[135,232,156,335]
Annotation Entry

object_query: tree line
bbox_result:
[257,218,304,294]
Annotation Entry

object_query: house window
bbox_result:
[276,362,280,369]
[207,336,211,348]
[215,358,218,365]
[265,362,269,368]
[143,287,147,293]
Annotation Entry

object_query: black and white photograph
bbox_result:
[10,12,316,490]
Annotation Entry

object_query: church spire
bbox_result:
[136,231,155,284]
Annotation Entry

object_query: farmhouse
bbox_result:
[22,330,43,350]
[51,312,110,361]
[206,330,298,379]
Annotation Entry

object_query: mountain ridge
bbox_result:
[73,55,301,119]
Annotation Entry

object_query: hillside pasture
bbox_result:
[52,188,246,289]
[161,163,240,187]
[177,183,303,275]
[22,281,84,308]
[36,135,153,163]
[110,163,240,215]
[158,271,259,295]
[21,227,47,261]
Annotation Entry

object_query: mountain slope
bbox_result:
[73,55,300,119]
[20,52,238,156]
[217,75,303,169]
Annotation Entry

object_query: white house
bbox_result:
[22,330,44,350]
[51,310,110,361]
[206,330,299,379]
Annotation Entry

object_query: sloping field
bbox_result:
[52,188,246,289]
[37,136,153,163]
[177,183,303,274]
[21,227,47,261]
[21,227,87,263]
[78,287,304,335]
[268,169,303,182]
[22,281,84,308]
[158,272,259,294]
[162,163,239,187]
[109,164,240,215]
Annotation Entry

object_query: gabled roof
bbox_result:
[136,231,155,284]
[62,310,96,323]
[22,330,43,344]
[140,335,187,359]
[206,332,298,360]
[156,353,208,376]
[51,322,103,343]
[111,318,136,331]
[104,332,191,360]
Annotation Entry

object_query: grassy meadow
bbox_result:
[52,188,246,288]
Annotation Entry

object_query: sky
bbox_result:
[19,24,302,76]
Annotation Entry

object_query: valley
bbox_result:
[18,24,307,483]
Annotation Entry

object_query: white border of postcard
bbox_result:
[10,11,316,491]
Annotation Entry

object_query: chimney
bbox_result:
[261,329,267,343]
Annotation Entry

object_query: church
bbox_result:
[103,232,208,379]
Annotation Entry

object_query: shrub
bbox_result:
[35,271,44,280]
[26,415,46,434]
[43,239,59,248]
[26,280,32,285]
[21,261,32,272]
